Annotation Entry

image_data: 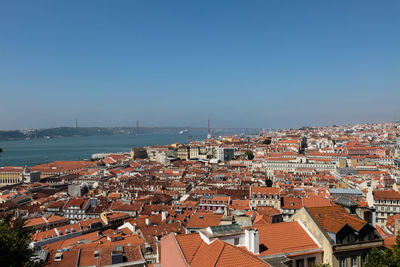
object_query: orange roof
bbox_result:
[255,206,281,216]
[186,212,223,229]
[250,187,280,196]
[65,199,88,209]
[302,197,331,208]
[25,217,47,227]
[0,166,24,173]
[174,233,270,267]
[373,190,400,201]
[253,215,272,225]
[257,222,321,256]
[32,228,58,242]
[307,206,367,235]
[46,215,68,223]
[281,197,302,210]
[32,161,96,173]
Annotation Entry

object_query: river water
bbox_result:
[0,130,208,166]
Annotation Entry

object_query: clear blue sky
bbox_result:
[0,1,399,130]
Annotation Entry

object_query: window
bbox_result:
[234,237,239,245]
[340,258,346,267]
[296,259,304,267]
[307,257,315,267]
[361,254,366,267]
[351,257,357,267]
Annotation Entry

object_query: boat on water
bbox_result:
[179,129,189,134]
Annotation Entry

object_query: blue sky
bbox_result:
[0,1,399,130]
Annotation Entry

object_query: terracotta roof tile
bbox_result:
[257,222,320,256]
[186,212,223,229]
[307,206,367,235]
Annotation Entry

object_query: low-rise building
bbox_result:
[250,186,280,209]
[373,190,400,228]
[291,206,383,267]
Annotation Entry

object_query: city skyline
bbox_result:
[1,1,399,130]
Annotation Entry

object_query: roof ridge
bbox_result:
[214,241,226,266]
[210,239,226,266]
[189,238,205,264]
[173,233,190,267]
[221,241,268,266]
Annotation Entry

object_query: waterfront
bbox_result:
[0,130,207,166]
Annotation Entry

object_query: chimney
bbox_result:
[145,218,151,226]
[245,229,259,255]
[224,207,231,217]
[161,211,168,221]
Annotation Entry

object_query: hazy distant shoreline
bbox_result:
[0,126,209,142]
[0,130,212,166]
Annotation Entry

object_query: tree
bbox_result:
[364,234,400,267]
[262,139,271,145]
[0,215,39,267]
[245,151,254,160]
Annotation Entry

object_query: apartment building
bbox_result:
[291,206,383,267]
[250,186,280,209]
[372,190,400,228]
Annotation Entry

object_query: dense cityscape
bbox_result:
[1,122,400,266]
[2,0,400,266]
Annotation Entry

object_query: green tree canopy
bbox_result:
[364,234,400,267]
[245,151,254,160]
[262,139,271,145]
[0,215,38,267]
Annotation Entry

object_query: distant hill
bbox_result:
[0,130,26,141]
[0,127,206,141]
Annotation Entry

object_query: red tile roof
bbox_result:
[172,233,270,267]
[257,222,321,256]
[373,190,400,201]
[307,206,367,235]
[250,187,280,196]
[302,197,331,208]
[186,212,223,229]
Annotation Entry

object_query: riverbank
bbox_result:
[0,131,207,166]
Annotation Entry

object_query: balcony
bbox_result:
[333,240,384,253]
